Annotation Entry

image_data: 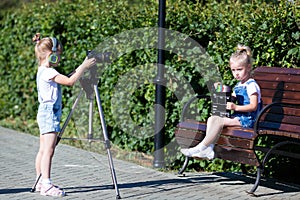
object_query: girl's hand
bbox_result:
[226,94,259,112]
[53,57,97,86]
[81,57,96,69]
[226,102,236,111]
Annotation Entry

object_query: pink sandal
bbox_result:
[40,184,65,197]
[36,182,42,192]
[36,182,60,192]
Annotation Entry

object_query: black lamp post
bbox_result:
[153,0,166,168]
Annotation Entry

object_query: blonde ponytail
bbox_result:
[230,44,253,67]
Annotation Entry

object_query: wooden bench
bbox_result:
[175,66,300,194]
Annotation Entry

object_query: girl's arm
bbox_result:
[53,57,96,86]
[227,93,259,112]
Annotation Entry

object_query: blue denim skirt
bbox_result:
[37,104,62,134]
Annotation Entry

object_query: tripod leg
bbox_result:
[30,89,84,193]
[57,89,84,143]
[88,98,94,142]
[94,85,121,199]
[30,173,41,192]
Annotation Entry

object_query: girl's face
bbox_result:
[230,62,251,83]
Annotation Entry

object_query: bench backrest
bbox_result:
[253,67,300,138]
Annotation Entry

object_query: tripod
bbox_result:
[30,66,121,199]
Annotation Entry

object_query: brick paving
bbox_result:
[0,126,299,200]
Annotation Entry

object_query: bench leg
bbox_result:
[247,141,297,195]
[247,166,262,195]
[178,156,189,175]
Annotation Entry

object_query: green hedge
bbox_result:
[0,0,299,173]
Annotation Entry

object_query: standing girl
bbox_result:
[32,33,96,197]
[181,44,262,160]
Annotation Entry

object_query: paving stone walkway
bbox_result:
[0,126,299,199]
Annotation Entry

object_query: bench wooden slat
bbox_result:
[261,89,300,100]
[175,129,255,149]
[260,91,300,104]
[175,129,204,140]
[258,129,300,139]
[223,127,257,139]
[180,143,259,166]
[260,106,300,116]
[175,138,202,149]
[217,135,255,149]
[257,81,300,92]
[260,113,300,126]
[258,121,300,135]
[214,146,259,166]
[262,98,300,105]
[177,120,257,140]
[254,66,300,75]
[177,120,207,132]
[254,71,300,83]
[175,129,204,148]
[255,146,300,159]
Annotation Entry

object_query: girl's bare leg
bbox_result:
[35,136,44,178]
[202,116,241,145]
[40,133,57,182]
[201,116,224,146]
[181,116,240,158]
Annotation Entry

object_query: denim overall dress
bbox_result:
[232,79,262,128]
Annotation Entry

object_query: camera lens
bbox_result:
[87,50,111,63]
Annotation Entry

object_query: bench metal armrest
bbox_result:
[253,102,300,135]
[181,95,210,122]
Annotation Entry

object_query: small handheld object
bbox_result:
[212,83,232,117]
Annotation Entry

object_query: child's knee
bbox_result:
[208,115,223,123]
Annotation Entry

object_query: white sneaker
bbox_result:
[180,148,193,157]
[180,145,202,157]
[192,144,215,160]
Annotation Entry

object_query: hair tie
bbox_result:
[32,33,41,44]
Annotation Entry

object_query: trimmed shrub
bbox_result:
[0,0,299,173]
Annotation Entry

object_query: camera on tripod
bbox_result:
[67,50,112,78]
[78,50,112,100]
[87,50,112,63]
[84,50,112,88]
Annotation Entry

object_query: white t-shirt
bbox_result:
[232,78,261,104]
[37,66,60,104]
